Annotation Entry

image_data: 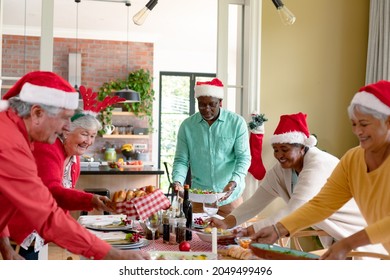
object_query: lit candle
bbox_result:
[211,227,217,254]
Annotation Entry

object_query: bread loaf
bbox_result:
[226,245,255,260]
[134,189,146,197]
[113,190,126,203]
[126,190,135,201]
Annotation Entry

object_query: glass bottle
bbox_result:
[183,184,193,241]
[169,218,177,245]
[171,196,179,218]
[178,197,185,218]
[162,210,170,244]
[176,217,186,244]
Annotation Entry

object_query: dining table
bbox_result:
[77,213,247,260]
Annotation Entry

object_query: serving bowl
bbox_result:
[195,228,234,244]
[235,236,252,249]
[189,192,226,203]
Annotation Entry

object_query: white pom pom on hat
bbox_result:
[0,100,9,111]
[194,78,224,99]
[271,112,317,147]
[0,71,79,112]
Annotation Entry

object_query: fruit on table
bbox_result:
[194,217,209,227]
[126,160,143,166]
[109,162,120,168]
[179,241,191,251]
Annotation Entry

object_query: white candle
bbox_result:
[211,227,217,254]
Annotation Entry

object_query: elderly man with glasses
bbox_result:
[172,78,251,217]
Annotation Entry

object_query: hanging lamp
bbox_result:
[271,0,296,26]
[133,0,158,26]
[114,1,141,103]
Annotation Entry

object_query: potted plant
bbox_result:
[98,69,155,134]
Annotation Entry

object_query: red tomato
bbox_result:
[179,241,191,251]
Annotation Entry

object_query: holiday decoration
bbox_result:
[248,113,268,180]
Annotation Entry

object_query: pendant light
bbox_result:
[133,0,158,26]
[114,1,141,103]
[271,0,296,26]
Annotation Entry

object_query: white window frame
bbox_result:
[217,0,262,120]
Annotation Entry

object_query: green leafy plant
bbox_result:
[98,69,155,133]
[248,113,268,130]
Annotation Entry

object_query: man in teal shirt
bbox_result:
[172,78,251,216]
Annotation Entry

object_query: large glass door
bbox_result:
[158,72,215,194]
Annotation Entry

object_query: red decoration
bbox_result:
[79,85,126,113]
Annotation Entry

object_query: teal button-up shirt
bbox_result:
[172,108,251,205]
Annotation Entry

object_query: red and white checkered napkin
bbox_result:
[115,189,171,220]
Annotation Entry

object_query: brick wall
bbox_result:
[1,34,153,91]
[1,35,154,162]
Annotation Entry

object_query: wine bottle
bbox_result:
[183,184,192,240]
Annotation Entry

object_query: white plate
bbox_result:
[111,238,149,249]
[86,224,132,231]
[195,229,233,243]
[189,192,226,203]
[150,251,217,260]
[78,214,132,231]
[193,223,208,229]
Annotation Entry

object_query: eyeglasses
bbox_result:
[198,101,219,110]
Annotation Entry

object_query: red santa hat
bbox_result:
[271,112,317,147]
[0,71,79,112]
[350,80,390,115]
[194,78,224,99]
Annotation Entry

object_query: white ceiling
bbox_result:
[1,0,217,45]
[1,0,219,74]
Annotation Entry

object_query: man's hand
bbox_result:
[172,181,182,192]
[219,181,237,201]
[91,195,114,212]
[0,237,25,260]
[103,247,150,260]
[172,181,184,198]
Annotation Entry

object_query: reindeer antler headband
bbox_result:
[71,85,126,121]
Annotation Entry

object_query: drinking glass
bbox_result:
[145,210,162,251]
[203,194,219,218]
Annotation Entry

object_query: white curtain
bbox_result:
[365,0,390,84]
